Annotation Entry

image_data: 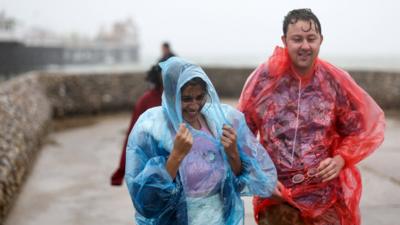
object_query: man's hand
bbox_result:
[316,155,345,182]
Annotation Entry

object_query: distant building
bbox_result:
[63,18,139,64]
[0,11,19,42]
[95,18,138,47]
[0,14,140,75]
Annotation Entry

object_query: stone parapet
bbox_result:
[0,74,51,223]
[38,72,147,117]
[349,70,400,109]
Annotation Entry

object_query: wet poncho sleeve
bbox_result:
[222,105,277,197]
[237,64,266,136]
[125,108,181,219]
[321,61,385,167]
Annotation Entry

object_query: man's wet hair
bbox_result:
[283,8,322,36]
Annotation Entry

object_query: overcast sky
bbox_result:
[1,0,400,67]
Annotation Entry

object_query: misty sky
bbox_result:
[1,0,400,65]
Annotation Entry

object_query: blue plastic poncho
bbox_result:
[125,57,277,225]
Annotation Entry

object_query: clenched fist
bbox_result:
[221,125,241,175]
[172,123,193,158]
[166,123,193,179]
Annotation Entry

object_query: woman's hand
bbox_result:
[316,155,345,182]
[221,125,242,175]
[172,123,193,158]
[166,124,193,179]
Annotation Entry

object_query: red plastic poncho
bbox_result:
[238,47,385,225]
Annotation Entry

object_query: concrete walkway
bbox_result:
[4,103,400,225]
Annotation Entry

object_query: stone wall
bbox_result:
[0,74,52,224]
[204,67,253,98]
[0,67,399,223]
[38,72,147,117]
[349,70,400,109]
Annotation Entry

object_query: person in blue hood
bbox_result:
[125,57,277,225]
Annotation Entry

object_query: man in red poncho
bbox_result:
[238,8,385,225]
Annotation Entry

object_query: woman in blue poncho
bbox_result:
[125,57,277,225]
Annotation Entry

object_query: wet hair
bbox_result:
[181,77,207,93]
[283,8,322,36]
[145,65,162,88]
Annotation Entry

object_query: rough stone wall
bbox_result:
[0,74,52,224]
[38,72,147,117]
[350,70,400,109]
[204,67,253,98]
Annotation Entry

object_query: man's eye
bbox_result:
[293,38,302,43]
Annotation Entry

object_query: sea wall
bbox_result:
[0,74,51,223]
[38,72,147,117]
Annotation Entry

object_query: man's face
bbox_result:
[282,20,323,75]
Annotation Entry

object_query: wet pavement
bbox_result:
[5,101,400,225]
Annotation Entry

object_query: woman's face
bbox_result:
[181,84,206,124]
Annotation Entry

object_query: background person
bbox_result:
[110,65,163,186]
